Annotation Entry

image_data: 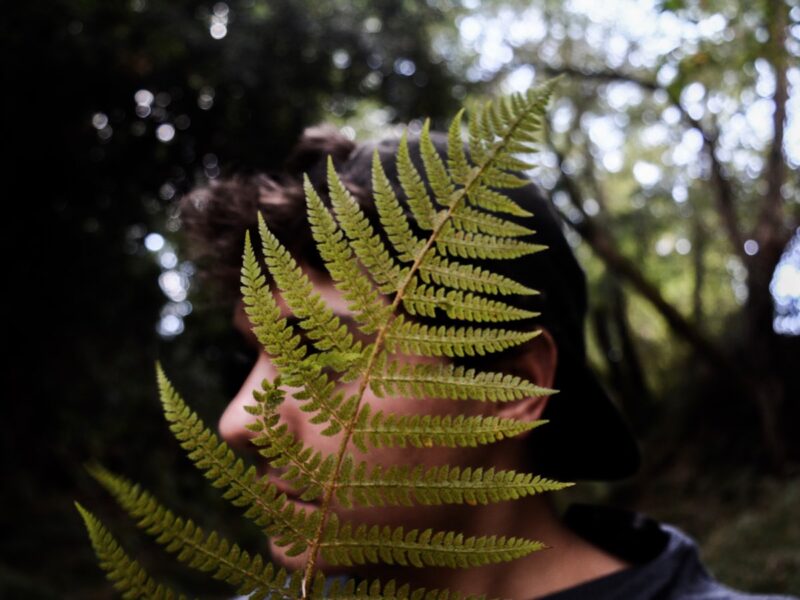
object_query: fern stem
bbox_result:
[301,104,535,596]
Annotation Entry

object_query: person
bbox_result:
[178,122,796,600]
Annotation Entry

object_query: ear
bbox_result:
[494,328,558,423]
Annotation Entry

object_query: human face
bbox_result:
[219,265,505,575]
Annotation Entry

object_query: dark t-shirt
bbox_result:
[541,503,797,600]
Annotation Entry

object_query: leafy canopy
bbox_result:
[77,77,573,599]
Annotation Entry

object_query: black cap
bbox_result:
[500,182,642,481]
[338,130,641,482]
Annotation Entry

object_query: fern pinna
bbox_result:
[77,78,574,599]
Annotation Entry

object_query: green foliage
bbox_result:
[79,78,572,598]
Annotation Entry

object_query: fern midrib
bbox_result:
[376,369,527,393]
[354,419,531,438]
[335,475,538,493]
[301,106,533,597]
[323,535,543,556]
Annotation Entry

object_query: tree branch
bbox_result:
[550,144,732,376]
[754,1,790,264]
[537,63,746,258]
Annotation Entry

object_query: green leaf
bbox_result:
[370,362,555,402]
[83,468,300,599]
[334,463,573,507]
[352,406,548,451]
[385,316,541,357]
[75,502,189,600]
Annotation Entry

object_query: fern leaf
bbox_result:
[436,230,546,260]
[326,157,407,295]
[155,362,316,554]
[418,254,537,296]
[447,108,471,186]
[334,464,573,508]
[244,380,331,503]
[372,149,425,263]
[258,211,361,356]
[419,118,456,207]
[241,234,355,431]
[464,183,532,217]
[322,524,545,569]
[402,281,539,322]
[84,467,302,599]
[351,406,546,451]
[247,418,331,504]
[81,79,570,600]
[448,204,536,238]
[385,316,541,357]
[467,100,488,166]
[370,362,555,402]
[488,152,535,174]
[396,129,437,230]
[75,502,188,600]
[473,169,531,193]
[306,172,392,334]
[240,230,309,382]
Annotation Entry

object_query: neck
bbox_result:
[358,494,630,599]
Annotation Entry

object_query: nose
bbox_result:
[218,351,273,452]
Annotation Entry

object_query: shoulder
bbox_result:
[547,504,798,600]
[655,523,796,600]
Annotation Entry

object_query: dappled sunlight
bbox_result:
[772,230,800,335]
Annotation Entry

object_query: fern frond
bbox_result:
[75,502,188,600]
[84,466,302,599]
[306,172,392,334]
[385,315,541,357]
[370,362,555,402]
[396,129,437,230]
[326,157,408,295]
[419,118,456,207]
[82,79,570,600]
[155,362,317,555]
[352,407,546,451]
[244,380,331,503]
[464,182,532,216]
[240,230,309,382]
[372,149,425,263]
[258,211,361,356]
[447,108,471,186]
[241,235,354,431]
[436,230,546,260]
[402,281,538,322]
[334,464,573,508]
[467,100,488,166]
[418,254,537,296]
[322,524,545,569]
[478,167,531,191]
[247,419,332,504]
[448,204,536,238]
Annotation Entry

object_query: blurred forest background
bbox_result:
[2,0,799,597]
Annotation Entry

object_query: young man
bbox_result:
[179,123,796,599]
